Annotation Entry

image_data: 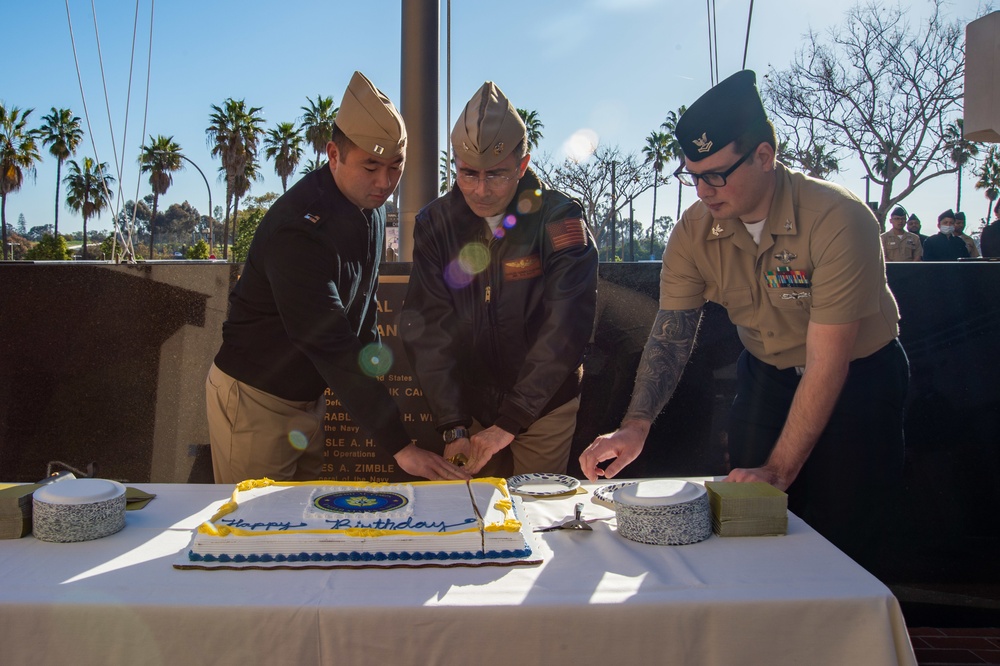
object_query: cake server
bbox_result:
[533,504,608,532]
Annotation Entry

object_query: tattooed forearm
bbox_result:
[623,307,703,423]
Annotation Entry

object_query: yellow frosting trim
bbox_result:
[197,477,522,537]
[484,519,522,533]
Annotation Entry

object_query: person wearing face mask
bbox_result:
[580,70,908,574]
[921,209,971,261]
[206,72,467,485]
[400,82,598,477]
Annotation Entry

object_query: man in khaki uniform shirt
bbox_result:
[580,70,909,573]
[881,206,923,261]
[955,212,981,258]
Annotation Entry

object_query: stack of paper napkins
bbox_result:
[0,484,41,539]
[704,481,787,536]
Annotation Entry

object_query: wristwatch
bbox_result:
[442,427,470,443]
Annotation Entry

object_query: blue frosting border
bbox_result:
[188,547,532,563]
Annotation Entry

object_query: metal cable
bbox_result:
[705,0,715,86]
[446,0,452,189]
[742,0,755,70]
[712,0,720,84]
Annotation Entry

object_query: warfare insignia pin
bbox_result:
[693,133,713,154]
[774,249,797,263]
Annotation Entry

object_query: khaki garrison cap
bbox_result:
[335,71,406,159]
[451,81,526,170]
[675,70,769,163]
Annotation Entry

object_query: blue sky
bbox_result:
[2,0,986,238]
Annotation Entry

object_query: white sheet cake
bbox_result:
[186,477,532,566]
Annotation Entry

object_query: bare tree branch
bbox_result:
[762,0,969,222]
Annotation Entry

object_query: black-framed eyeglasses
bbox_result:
[673,148,755,188]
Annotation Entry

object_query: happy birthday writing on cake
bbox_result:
[221,516,479,533]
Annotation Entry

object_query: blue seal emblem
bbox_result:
[314,491,408,513]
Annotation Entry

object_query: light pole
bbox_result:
[177,154,214,254]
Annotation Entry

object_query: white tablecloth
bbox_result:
[0,481,915,666]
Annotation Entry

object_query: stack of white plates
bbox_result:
[612,480,711,546]
[32,478,126,543]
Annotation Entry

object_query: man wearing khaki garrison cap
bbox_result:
[581,70,909,575]
[207,71,468,484]
[400,82,598,477]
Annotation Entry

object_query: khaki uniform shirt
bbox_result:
[880,229,923,262]
[958,232,980,258]
[659,163,900,370]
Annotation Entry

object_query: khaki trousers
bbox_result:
[475,397,580,477]
[205,363,326,484]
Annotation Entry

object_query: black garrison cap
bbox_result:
[674,70,769,162]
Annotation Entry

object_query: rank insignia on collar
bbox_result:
[774,249,797,263]
[711,223,723,236]
[784,219,793,231]
[304,213,320,224]
[694,133,713,154]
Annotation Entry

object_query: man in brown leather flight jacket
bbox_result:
[401,82,598,477]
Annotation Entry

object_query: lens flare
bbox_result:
[358,343,393,377]
[288,430,309,451]
[444,242,491,289]
[458,242,490,274]
[444,260,474,288]
[562,129,599,162]
[516,191,541,215]
[503,213,518,228]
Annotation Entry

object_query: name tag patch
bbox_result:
[503,254,543,281]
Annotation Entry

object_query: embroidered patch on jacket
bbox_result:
[503,254,543,281]
[547,218,588,251]
[304,213,320,224]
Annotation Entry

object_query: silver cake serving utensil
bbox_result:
[533,503,605,532]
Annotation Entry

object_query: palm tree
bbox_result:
[264,121,303,193]
[227,158,261,248]
[439,150,456,194]
[660,105,687,222]
[944,119,979,212]
[139,135,184,258]
[777,139,839,180]
[1,104,42,260]
[38,108,83,236]
[300,95,338,165]
[299,157,325,176]
[206,98,265,259]
[516,108,544,152]
[64,157,115,260]
[975,146,1000,223]
[642,131,671,258]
